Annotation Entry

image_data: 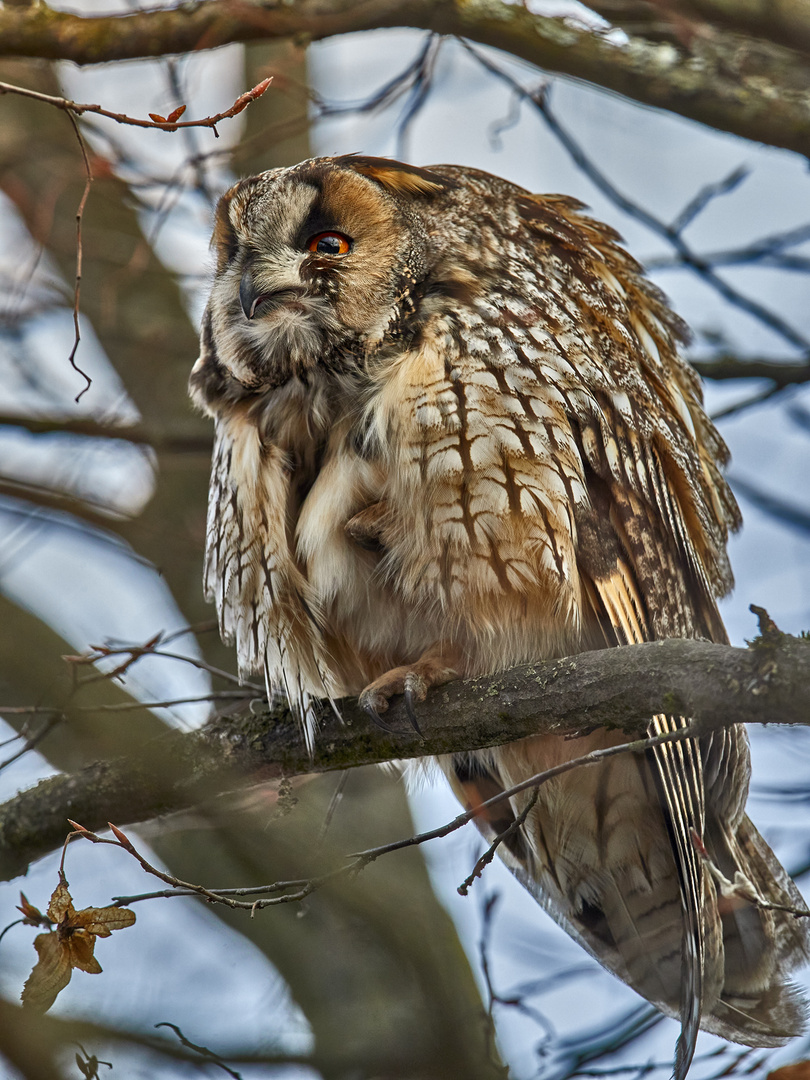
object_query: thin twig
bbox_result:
[729,473,810,534]
[668,165,749,235]
[650,217,810,272]
[110,878,316,905]
[154,1023,242,1080]
[0,918,27,946]
[317,771,350,847]
[463,42,810,371]
[0,77,273,136]
[0,75,271,400]
[0,412,214,452]
[87,724,705,914]
[457,789,539,895]
[0,692,253,715]
[70,639,261,691]
[0,714,64,772]
[709,381,794,421]
[72,821,340,910]
[476,891,555,1047]
[690,358,810,387]
[65,113,93,402]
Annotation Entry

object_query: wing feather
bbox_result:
[205,414,339,749]
[584,548,708,1079]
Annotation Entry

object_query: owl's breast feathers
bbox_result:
[192,157,809,1073]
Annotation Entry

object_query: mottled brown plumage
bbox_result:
[191,155,809,1075]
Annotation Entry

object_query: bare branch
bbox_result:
[0,77,273,135]
[729,474,810,535]
[1,630,808,881]
[154,1024,243,1080]
[64,113,93,402]
[691,358,810,387]
[0,692,253,716]
[664,0,810,56]
[688,358,810,420]
[462,44,810,356]
[69,721,699,913]
[668,165,750,235]
[0,474,134,526]
[0,998,313,1073]
[1,1,810,156]
[709,382,792,421]
[0,413,213,453]
[457,790,539,896]
[70,640,262,691]
[646,219,810,272]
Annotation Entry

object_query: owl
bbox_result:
[190,155,809,1076]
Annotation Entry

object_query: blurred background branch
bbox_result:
[0,0,808,154]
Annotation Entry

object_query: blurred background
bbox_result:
[1,1,810,1077]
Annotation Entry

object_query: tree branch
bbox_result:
[690,357,810,387]
[0,75,272,133]
[2,0,810,157]
[1,633,808,881]
[0,475,132,527]
[0,412,213,453]
[665,0,810,57]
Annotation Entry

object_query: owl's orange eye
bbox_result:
[307,232,352,256]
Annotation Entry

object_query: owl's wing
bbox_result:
[497,197,728,1075]
[370,181,806,1065]
[511,196,733,1073]
[571,339,810,1066]
[577,483,709,1079]
[204,414,339,748]
[505,193,805,1066]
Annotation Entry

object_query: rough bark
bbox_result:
[2,634,808,882]
[2,0,810,157]
[690,358,810,387]
[668,0,810,55]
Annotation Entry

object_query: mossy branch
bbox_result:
[2,0,810,156]
[1,631,808,882]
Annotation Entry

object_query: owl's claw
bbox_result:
[403,686,423,736]
[359,653,456,737]
[361,698,398,734]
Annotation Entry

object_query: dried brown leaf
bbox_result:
[78,906,136,937]
[21,879,135,1012]
[47,879,73,923]
[21,931,72,1012]
[68,933,102,975]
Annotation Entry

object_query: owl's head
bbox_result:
[191,155,461,403]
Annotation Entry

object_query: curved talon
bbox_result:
[362,700,398,733]
[403,687,423,736]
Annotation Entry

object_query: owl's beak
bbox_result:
[239,270,307,320]
[239,271,262,320]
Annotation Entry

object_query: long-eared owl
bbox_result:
[190,155,809,1075]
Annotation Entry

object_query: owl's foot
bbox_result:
[345,500,388,552]
[360,670,428,734]
[358,646,461,736]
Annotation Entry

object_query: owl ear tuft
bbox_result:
[211,193,239,271]
[339,155,452,197]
